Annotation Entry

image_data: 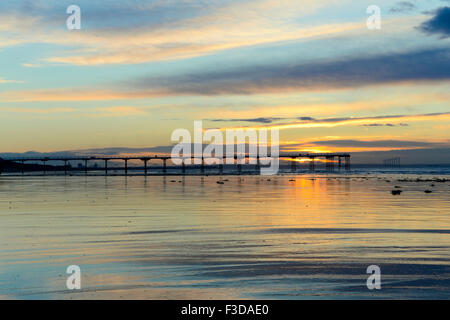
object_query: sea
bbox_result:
[0,166,449,299]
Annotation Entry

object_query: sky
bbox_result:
[0,0,449,161]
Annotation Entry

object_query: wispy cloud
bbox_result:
[0,88,160,102]
[3,107,75,114]
[210,117,413,126]
[47,22,360,66]
[303,139,449,149]
[0,78,24,84]
[390,1,417,13]
[361,123,409,127]
[219,112,450,130]
[280,136,450,153]
[1,0,358,65]
[208,117,284,124]
[96,106,147,116]
[21,63,43,68]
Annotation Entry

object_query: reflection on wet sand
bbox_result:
[0,174,449,299]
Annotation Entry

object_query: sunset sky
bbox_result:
[0,0,449,157]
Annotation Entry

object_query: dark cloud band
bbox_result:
[130,48,450,95]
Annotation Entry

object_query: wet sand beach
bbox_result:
[0,173,449,299]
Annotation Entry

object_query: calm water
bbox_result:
[0,173,449,299]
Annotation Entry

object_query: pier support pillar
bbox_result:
[104,159,108,176]
[163,159,167,174]
[291,158,296,172]
[236,156,243,175]
[124,159,128,176]
[345,156,350,171]
[200,157,205,174]
[326,156,335,171]
[309,157,315,172]
[256,156,261,173]
[64,160,68,175]
[143,159,148,176]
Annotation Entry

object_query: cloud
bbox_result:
[0,78,24,84]
[361,123,409,127]
[47,21,360,66]
[0,48,450,102]
[3,107,75,114]
[0,88,160,102]
[208,117,283,124]
[96,106,147,116]
[390,1,417,13]
[281,137,450,154]
[209,117,411,126]
[219,112,450,131]
[3,105,149,117]
[290,116,412,124]
[0,0,357,65]
[307,139,448,148]
[73,146,174,156]
[21,63,43,68]
[418,6,450,38]
[130,48,450,95]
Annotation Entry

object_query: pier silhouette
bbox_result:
[0,153,350,175]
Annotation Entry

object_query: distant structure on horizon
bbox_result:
[383,157,401,168]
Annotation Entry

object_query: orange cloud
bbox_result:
[0,89,163,102]
[3,107,75,114]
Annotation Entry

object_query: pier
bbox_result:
[0,153,350,175]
